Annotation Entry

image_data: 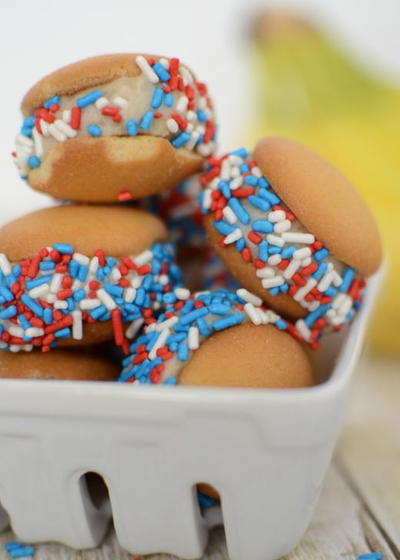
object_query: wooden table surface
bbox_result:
[0,356,398,560]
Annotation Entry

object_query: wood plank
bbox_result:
[338,356,400,556]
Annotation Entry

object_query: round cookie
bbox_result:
[0,348,118,381]
[119,288,313,388]
[14,54,216,202]
[200,142,382,346]
[0,205,183,352]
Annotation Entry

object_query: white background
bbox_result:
[1,0,399,224]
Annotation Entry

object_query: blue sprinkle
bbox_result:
[164,376,177,385]
[304,305,332,328]
[196,317,211,337]
[0,306,17,320]
[0,286,14,302]
[239,164,250,173]
[164,93,173,107]
[171,131,191,148]
[9,546,35,558]
[213,220,236,236]
[213,313,244,331]
[198,491,216,509]
[53,243,73,254]
[258,177,270,188]
[281,246,296,259]
[43,309,53,324]
[228,198,250,225]
[140,111,154,131]
[196,109,207,122]
[269,246,281,255]
[126,119,138,136]
[340,268,355,292]
[78,265,89,282]
[25,275,52,290]
[235,238,246,252]
[134,288,146,307]
[209,303,231,315]
[269,287,280,296]
[325,287,337,297]
[73,289,86,302]
[20,127,33,138]
[87,124,102,136]
[275,319,287,330]
[180,307,209,326]
[40,261,55,271]
[219,180,231,200]
[90,305,108,320]
[258,241,269,261]
[4,542,22,551]
[258,189,280,205]
[280,283,289,293]
[178,342,189,361]
[23,116,35,127]
[76,89,103,108]
[313,262,328,280]
[27,155,41,168]
[314,248,329,261]
[55,328,71,338]
[152,62,171,81]
[44,95,60,108]
[244,174,258,186]
[21,295,43,317]
[358,554,382,560]
[248,195,270,212]
[151,88,164,109]
[252,219,273,233]
[229,148,248,158]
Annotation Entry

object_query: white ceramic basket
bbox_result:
[0,268,382,560]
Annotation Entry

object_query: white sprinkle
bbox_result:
[73,253,90,266]
[89,257,99,276]
[188,326,200,350]
[124,287,136,303]
[0,341,8,349]
[338,295,353,316]
[251,166,263,178]
[202,190,212,211]
[308,301,320,312]
[62,109,71,123]
[302,257,312,267]
[222,206,237,224]
[237,289,262,306]
[167,118,179,134]
[268,210,285,223]
[267,234,285,247]
[282,232,315,244]
[48,123,67,142]
[154,316,178,332]
[186,110,196,122]
[25,327,44,338]
[332,271,343,287]
[9,325,24,338]
[16,134,33,147]
[97,288,117,311]
[112,96,128,109]
[0,254,12,275]
[134,249,153,266]
[264,309,281,323]
[227,155,242,165]
[256,267,275,279]
[32,127,44,157]
[126,318,144,339]
[274,220,291,234]
[136,55,159,83]
[72,310,83,340]
[158,274,169,286]
[45,294,56,304]
[176,95,189,113]
[159,57,169,68]
[180,65,194,85]
[40,120,50,136]
[294,279,317,302]
[293,247,312,260]
[198,97,207,110]
[261,276,284,289]
[54,300,68,309]
[79,298,101,310]
[283,259,302,280]
[221,159,232,180]
[186,131,199,150]
[230,176,243,190]
[244,302,262,325]
[268,254,282,266]
[110,267,121,282]
[149,328,170,359]
[54,119,77,138]
[318,272,334,292]
[223,229,243,244]
[95,96,109,110]
[72,279,83,291]
[296,319,311,342]
[29,284,49,299]
[332,293,347,310]
[10,345,22,353]
[197,142,213,157]
[130,276,143,289]
[50,273,63,294]
[175,287,191,300]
